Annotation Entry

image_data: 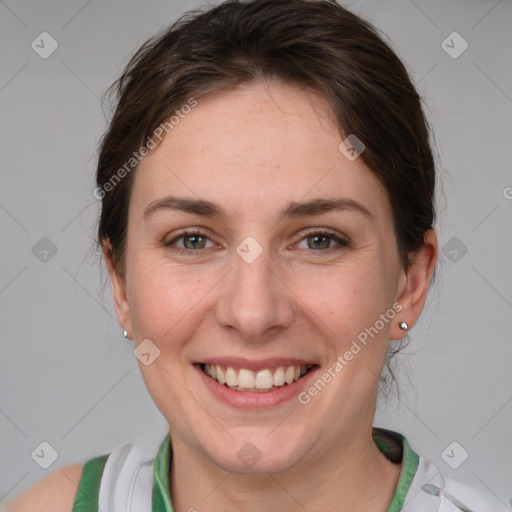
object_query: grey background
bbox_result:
[1,0,511,508]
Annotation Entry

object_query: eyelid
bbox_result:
[296,226,349,241]
[163,227,217,249]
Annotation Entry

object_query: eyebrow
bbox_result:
[143,195,372,221]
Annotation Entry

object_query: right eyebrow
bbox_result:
[143,196,225,220]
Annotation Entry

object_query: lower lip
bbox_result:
[194,364,319,409]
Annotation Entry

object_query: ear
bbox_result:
[102,240,133,339]
[391,229,438,340]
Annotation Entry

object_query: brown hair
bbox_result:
[97,0,436,279]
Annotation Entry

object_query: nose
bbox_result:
[215,242,295,342]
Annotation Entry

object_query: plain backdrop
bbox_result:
[1,0,511,508]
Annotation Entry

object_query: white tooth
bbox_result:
[255,369,274,389]
[204,364,211,377]
[216,365,225,384]
[294,366,301,381]
[210,365,217,380]
[273,367,285,386]
[238,369,255,388]
[225,366,238,387]
[285,366,295,384]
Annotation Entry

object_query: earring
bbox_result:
[399,321,408,331]
[123,329,129,339]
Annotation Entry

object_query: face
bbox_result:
[107,80,436,473]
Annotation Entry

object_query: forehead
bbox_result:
[130,81,391,222]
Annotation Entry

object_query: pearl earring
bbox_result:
[123,329,129,339]
[399,322,408,331]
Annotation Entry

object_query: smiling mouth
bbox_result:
[200,363,316,392]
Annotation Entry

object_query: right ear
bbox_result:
[102,240,133,338]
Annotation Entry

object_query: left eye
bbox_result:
[295,230,349,251]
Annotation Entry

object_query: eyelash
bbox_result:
[163,228,350,255]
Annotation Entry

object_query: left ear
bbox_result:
[391,229,438,340]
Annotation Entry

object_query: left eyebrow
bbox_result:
[143,195,372,221]
[278,197,373,221]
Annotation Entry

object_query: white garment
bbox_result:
[97,441,508,512]
[98,443,154,512]
[400,456,508,512]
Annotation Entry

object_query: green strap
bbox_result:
[373,429,420,512]
[153,434,173,512]
[71,454,109,512]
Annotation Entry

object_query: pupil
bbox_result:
[186,235,204,249]
[310,235,329,249]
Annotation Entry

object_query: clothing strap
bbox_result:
[72,444,155,512]
[71,455,108,512]
[98,443,154,512]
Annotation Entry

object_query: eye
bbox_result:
[295,228,350,252]
[163,227,350,255]
[164,229,216,253]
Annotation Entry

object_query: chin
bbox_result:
[202,432,310,475]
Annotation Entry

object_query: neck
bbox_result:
[169,427,402,512]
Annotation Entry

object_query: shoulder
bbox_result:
[4,463,84,512]
[3,438,163,512]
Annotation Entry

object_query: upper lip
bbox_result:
[196,356,318,371]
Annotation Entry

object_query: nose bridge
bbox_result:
[216,238,294,338]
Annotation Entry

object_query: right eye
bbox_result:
[164,229,216,254]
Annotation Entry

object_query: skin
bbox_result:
[6,79,437,512]
[5,465,83,511]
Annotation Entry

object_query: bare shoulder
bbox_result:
[4,463,84,512]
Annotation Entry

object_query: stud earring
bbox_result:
[399,321,408,331]
[123,329,129,339]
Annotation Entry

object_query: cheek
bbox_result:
[127,258,210,347]
[292,261,394,357]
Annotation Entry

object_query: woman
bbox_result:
[6,0,506,511]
